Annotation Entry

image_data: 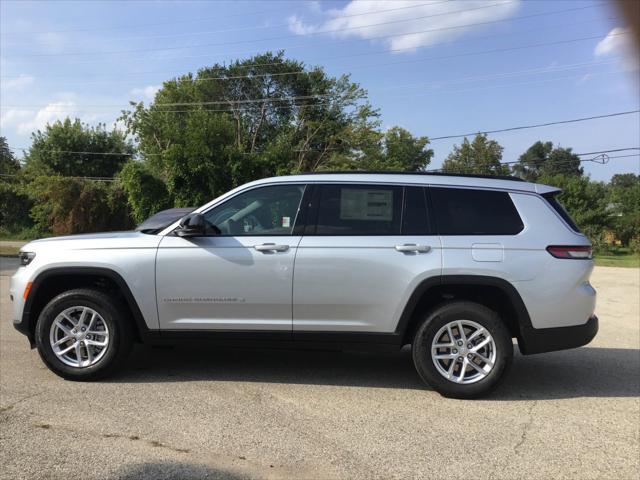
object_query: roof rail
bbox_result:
[295,171,525,182]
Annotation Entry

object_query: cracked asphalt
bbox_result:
[1,257,638,480]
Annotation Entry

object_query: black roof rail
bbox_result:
[293,171,526,182]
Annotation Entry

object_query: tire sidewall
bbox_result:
[412,302,513,399]
[35,290,128,380]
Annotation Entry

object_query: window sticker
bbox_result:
[340,189,393,221]
[282,216,291,228]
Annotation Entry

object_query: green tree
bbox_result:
[119,161,172,223]
[379,127,432,171]
[540,174,610,242]
[121,52,384,209]
[608,173,640,246]
[1,136,20,175]
[441,134,509,175]
[23,118,133,178]
[26,176,133,235]
[0,137,33,235]
[513,141,583,180]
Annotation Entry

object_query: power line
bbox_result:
[575,148,640,156]
[6,1,515,58]
[4,28,617,87]
[2,151,635,182]
[3,13,614,81]
[3,31,629,111]
[0,67,627,118]
[425,151,639,173]
[4,1,451,48]
[4,3,600,68]
[0,173,118,181]
[428,111,640,141]
[0,4,293,36]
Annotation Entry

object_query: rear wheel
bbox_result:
[412,302,513,399]
[35,289,133,380]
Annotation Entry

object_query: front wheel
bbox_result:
[412,302,513,399]
[35,289,133,381]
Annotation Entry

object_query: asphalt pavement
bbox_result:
[0,259,638,479]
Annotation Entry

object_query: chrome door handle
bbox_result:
[254,243,290,252]
[395,244,431,253]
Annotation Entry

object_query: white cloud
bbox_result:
[0,109,32,132]
[1,74,35,91]
[594,27,639,70]
[130,84,161,101]
[1,100,99,135]
[288,0,520,52]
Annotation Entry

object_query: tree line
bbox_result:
[1,53,638,252]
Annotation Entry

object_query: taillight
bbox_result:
[546,245,592,259]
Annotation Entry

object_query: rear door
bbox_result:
[292,183,442,334]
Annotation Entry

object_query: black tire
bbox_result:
[35,289,133,381]
[411,301,513,399]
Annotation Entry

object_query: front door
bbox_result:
[156,184,306,331]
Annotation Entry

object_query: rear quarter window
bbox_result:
[431,187,524,235]
[542,192,581,233]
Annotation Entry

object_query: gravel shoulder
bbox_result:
[0,264,638,480]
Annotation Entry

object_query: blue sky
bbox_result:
[1,0,638,181]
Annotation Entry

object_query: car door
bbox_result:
[156,183,307,331]
[293,183,442,334]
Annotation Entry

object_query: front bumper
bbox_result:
[10,267,35,346]
[518,315,598,355]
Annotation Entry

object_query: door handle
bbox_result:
[254,243,290,252]
[395,244,431,253]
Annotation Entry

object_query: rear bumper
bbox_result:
[518,315,598,355]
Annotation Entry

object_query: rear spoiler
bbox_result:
[534,183,562,195]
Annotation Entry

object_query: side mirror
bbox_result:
[175,213,206,237]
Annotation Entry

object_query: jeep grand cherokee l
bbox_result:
[10,173,598,398]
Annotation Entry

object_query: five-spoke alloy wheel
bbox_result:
[412,301,513,399]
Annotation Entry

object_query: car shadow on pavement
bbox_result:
[108,461,248,480]
[112,344,640,400]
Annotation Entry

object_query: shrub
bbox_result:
[26,176,133,235]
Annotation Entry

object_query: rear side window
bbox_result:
[542,192,581,233]
[431,187,524,235]
[314,184,402,235]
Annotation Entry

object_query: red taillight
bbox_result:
[546,245,592,259]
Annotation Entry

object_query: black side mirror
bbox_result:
[175,213,206,237]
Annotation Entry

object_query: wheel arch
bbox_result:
[22,267,150,346]
[396,275,532,345]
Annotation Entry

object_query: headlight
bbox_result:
[18,251,36,266]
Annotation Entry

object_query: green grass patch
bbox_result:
[594,248,640,268]
[0,246,21,256]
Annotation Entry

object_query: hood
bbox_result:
[21,230,163,254]
[29,231,143,243]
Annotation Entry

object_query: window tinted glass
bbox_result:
[315,184,402,235]
[402,186,430,235]
[542,192,581,233]
[204,185,304,236]
[431,187,523,235]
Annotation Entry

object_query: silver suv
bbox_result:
[10,173,598,398]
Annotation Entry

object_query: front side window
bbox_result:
[204,184,304,236]
[431,187,524,235]
[314,184,402,235]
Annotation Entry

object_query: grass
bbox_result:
[0,246,21,256]
[594,248,640,268]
